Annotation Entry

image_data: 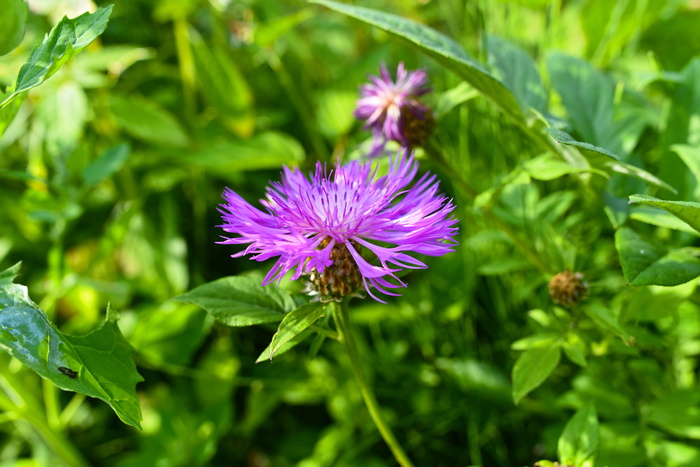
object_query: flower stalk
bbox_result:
[334,299,415,467]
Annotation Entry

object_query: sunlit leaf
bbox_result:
[615,227,700,286]
[173,276,296,327]
[269,302,327,360]
[0,0,27,56]
[312,0,523,121]
[512,345,560,404]
[0,6,113,108]
[0,264,143,428]
[629,195,700,234]
[558,403,599,467]
[547,128,677,193]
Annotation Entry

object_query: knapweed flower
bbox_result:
[354,63,435,157]
[218,151,458,302]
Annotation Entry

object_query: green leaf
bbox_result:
[269,302,327,360]
[182,132,305,173]
[435,82,479,118]
[109,95,189,147]
[546,128,619,161]
[547,53,617,151]
[0,266,142,428]
[256,329,313,363]
[671,145,700,198]
[583,301,629,340]
[630,206,700,236]
[522,153,600,181]
[648,390,700,439]
[629,194,700,234]
[558,403,599,467]
[35,81,88,156]
[615,227,700,286]
[312,0,523,121]
[0,0,28,56]
[512,345,561,404]
[190,30,254,136]
[546,128,677,193]
[0,6,113,109]
[486,35,547,114]
[173,276,296,327]
[82,143,131,188]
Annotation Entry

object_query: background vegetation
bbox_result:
[2,0,700,466]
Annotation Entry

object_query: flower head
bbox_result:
[218,152,458,302]
[354,63,434,157]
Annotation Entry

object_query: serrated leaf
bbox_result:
[558,403,599,467]
[82,143,131,187]
[312,0,523,122]
[0,6,113,109]
[269,302,327,360]
[629,194,700,234]
[173,276,296,327]
[0,0,27,56]
[512,345,561,404]
[615,227,700,286]
[546,128,676,193]
[0,266,142,428]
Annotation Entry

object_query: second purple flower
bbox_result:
[354,63,435,157]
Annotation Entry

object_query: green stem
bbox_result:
[334,300,415,467]
[0,371,89,467]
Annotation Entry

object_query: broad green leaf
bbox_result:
[109,95,189,147]
[615,227,700,286]
[82,143,131,187]
[512,345,561,404]
[312,0,523,122]
[547,128,676,193]
[0,6,113,109]
[0,0,27,56]
[173,276,296,327]
[648,390,700,439]
[629,194,700,234]
[558,403,599,467]
[486,35,547,114]
[0,265,143,428]
[256,329,313,363]
[522,153,599,181]
[436,358,511,398]
[269,302,327,360]
[547,53,618,152]
[630,206,700,236]
[182,132,305,173]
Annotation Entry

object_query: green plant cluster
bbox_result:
[1,0,700,466]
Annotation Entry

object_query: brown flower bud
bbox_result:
[548,270,588,307]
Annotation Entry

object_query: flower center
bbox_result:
[306,241,364,302]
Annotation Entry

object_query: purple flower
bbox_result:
[354,63,434,157]
[218,152,458,302]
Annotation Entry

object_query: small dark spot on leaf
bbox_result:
[58,366,78,379]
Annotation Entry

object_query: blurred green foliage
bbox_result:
[1,0,700,466]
